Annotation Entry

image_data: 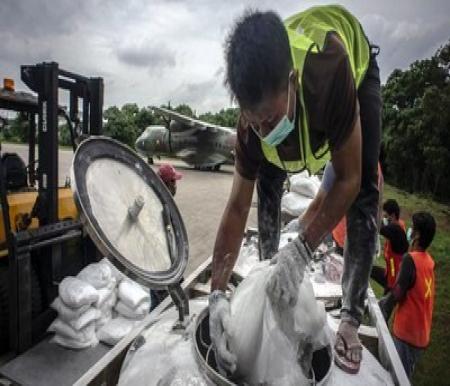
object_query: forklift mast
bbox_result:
[21,62,104,225]
[0,62,103,353]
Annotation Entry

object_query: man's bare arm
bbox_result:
[301,188,326,228]
[304,114,362,249]
[211,172,255,291]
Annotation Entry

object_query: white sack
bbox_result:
[234,240,259,278]
[115,300,149,319]
[117,300,209,386]
[96,316,137,346]
[229,262,330,385]
[100,257,125,282]
[289,174,319,198]
[59,277,99,308]
[48,318,96,342]
[95,282,116,308]
[67,307,101,331]
[283,218,300,233]
[51,334,98,350]
[99,291,117,313]
[50,297,90,323]
[118,280,149,309]
[281,192,313,217]
[77,262,113,289]
[96,310,113,330]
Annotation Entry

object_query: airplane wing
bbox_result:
[152,106,234,134]
[174,148,197,160]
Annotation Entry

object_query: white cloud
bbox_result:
[1,0,449,113]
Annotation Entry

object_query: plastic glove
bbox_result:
[208,290,237,375]
[266,237,312,307]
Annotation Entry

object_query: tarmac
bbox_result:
[2,143,258,275]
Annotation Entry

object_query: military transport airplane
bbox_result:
[135,106,236,171]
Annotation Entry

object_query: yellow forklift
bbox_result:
[0,62,103,354]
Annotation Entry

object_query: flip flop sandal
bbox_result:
[334,331,363,374]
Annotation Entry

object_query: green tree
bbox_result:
[198,107,239,128]
[174,103,195,118]
[6,113,28,142]
[103,104,140,147]
[382,40,450,201]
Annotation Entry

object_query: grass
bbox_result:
[372,184,450,385]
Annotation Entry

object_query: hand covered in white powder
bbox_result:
[266,237,312,307]
[208,290,237,375]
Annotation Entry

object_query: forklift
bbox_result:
[0,62,103,354]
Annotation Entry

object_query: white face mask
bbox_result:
[407,227,414,244]
[382,217,389,226]
[262,82,296,146]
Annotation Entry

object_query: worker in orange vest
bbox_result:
[371,199,408,293]
[309,162,383,257]
[379,211,436,379]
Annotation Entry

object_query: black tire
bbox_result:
[213,164,221,171]
[0,263,43,353]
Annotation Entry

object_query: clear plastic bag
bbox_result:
[50,297,90,323]
[229,262,330,385]
[118,280,150,309]
[100,257,125,282]
[281,192,313,217]
[51,334,98,350]
[118,316,208,386]
[59,276,99,308]
[115,300,149,319]
[77,262,113,289]
[96,316,138,346]
[96,309,113,330]
[68,307,101,330]
[48,318,96,342]
[289,174,320,198]
[95,282,116,308]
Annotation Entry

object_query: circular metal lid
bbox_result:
[71,136,188,288]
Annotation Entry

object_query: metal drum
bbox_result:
[193,307,334,386]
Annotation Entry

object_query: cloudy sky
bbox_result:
[1,0,449,113]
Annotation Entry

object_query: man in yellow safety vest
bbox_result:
[209,5,381,375]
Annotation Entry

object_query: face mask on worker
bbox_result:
[382,217,389,226]
[261,78,296,146]
[406,227,413,244]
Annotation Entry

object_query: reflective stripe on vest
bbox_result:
[393,251,435,348]
[261,5,370,174]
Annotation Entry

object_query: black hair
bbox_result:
[224,9,292,109]
[383,199,400,220]
[412,212,436,250]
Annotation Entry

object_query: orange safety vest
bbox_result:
[383,219,406,289]
[331,164,383,250]
[393,251,435,348]
[332,217,346,248]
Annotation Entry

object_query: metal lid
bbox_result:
[71,136,188,288]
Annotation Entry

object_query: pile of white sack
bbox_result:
[49,275,102,349]
[115,280,150,320]
[97,279,150,346]
[49,258,150,349]
[281,171,321,217]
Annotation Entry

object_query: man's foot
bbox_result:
[334,320,363,374]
